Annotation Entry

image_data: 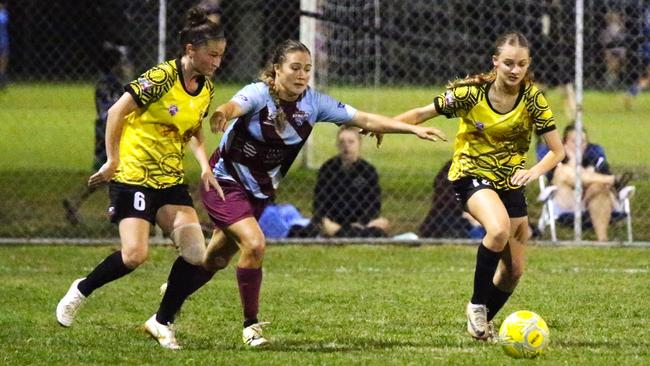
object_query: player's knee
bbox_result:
[122,247,148,268]
[205,254,231,271]
[240,235,266,262]
[171,223,206,266]
[587,182,609,195]
[486,225,510,247]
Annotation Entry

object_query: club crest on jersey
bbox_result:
[168,104,179,116]
[474,121,485,130]
[138,77,153,91]
[444,90,455,106]
[261,110,278,126]
[292,111,310,126]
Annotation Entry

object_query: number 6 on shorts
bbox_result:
[134,191,146,211]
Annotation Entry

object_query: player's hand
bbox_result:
[413,126,447,142]
[88,161,118,188]
[510,168,541,187]
[359,129,384,148]
[201,169,224,200]
[209,111,228,134]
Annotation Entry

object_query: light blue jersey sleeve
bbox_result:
[230,82,267,115]
[315,91,357,124]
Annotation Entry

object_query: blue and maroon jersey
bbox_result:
[213,82,357,199]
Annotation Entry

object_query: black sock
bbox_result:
[156,257,216,325]
[470,243,502,305]
[77,251,134,297]
[243,318,259,328]
[486,284,513,321]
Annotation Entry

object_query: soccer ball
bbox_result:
[498,310,550,359]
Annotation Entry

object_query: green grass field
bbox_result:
[1,244,648,365]
[0,83,649,240]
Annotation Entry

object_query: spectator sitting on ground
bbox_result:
[419,159,485,239]
[313,126,390,238]
[541,123,632,241]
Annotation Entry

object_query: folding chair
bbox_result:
[536,176,636,242]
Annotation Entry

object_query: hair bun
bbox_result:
[186,8,208,27]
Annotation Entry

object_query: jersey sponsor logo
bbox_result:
[475,121,485,130]
[137,77,153,91]
[168,104,179,116]
[337,102,345,108]
[235,94,248,102]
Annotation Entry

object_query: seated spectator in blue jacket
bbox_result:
[313,126,389,238]
[538,124,632,241]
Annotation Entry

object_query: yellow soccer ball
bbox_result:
[498,310,550,359]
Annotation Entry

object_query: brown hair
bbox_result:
[562,122,587,143]
[258,40,311,132]
[448,31,532,89]
[178,6,225,57]
[337,125,362,140]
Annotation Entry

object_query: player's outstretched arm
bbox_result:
[209,101,244,133]
[349,110,447,142]
[394,102,440,125]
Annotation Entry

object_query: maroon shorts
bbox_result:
[201,179,270,229]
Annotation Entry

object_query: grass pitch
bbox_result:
[0,244,648,365]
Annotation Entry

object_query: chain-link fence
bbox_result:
[1,0,648,242]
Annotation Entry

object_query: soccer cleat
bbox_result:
[56,278,87,327]
[242,322,271,347]
[144,314,181,350]
[466,302,488,340]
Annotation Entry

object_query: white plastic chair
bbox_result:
[536,176,636,242]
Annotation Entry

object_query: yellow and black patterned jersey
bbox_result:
[433,81,556,190]
[114,59,214,188]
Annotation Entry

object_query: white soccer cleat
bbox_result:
[242,322,271,347]
[56,278,87,327]
[466,302,488,340]
[144,314,181,350]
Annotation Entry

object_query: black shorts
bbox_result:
[108,182,194,224]
[451,176,527,218]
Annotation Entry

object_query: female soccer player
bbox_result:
[151,39,447,348]
[55,7,226,350]
[394,32,565,340]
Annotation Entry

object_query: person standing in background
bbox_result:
[0,0,9,88]
[62,44,133,225]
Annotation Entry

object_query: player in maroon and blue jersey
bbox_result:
[151,39,447,347]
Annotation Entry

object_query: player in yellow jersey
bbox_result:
[395,32,565,340]
[56,7,226,350]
